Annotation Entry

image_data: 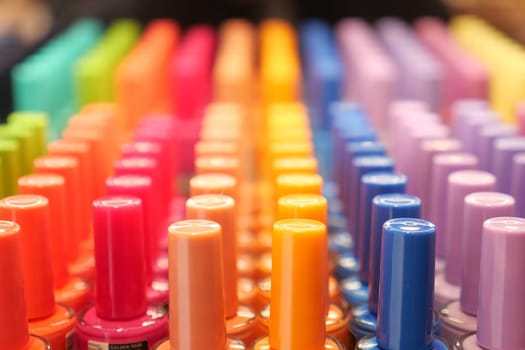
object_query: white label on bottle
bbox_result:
[88,340,148,350]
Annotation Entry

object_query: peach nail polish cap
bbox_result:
[185,194,238,318]
[168,220,227,350]
[189,173,238,199]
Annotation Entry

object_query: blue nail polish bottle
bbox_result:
[356,173,407,284]
[356,219,449,350]
[340,157,394,308]
[350,194,420,340]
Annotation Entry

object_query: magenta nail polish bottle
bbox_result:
[75,196,168,349]
[454,217,525,349]
[439,192,514,345]
[106,175,169,307]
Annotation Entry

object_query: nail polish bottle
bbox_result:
[435,170,494,310]
[418,139,462,219]
[62,128,109,198]
[428,153,478,277]
[477,124,517,171]
[188,174,257,307]
[455,217,525,349]
[356,172,406,285]
[121,141,172,212]
[350,194,420,340]
[341,141,385,225]
[252,219,346,350]
[47,139,94,225]
[439,193,514,345]
[260,193,350,347]
[106,175,169,307]
[186,194,260,346]
[34,155,94,280]
[348,156,394,253]
[510,153,525,217]
[0,195,76,349]
[18,174,90,313]
[343,156,394,308]
[271,156,319,179]
[189,173,238,199]
[0,220,51,350]
[274,172,323,201]
[152,219,246,350]
[75,196,168,349]
[114,156,166,227]
[492,137,525,193]
[356,219,449,350]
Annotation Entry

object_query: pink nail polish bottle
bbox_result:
[435,170,494,310]
[455,217,525,349]
[439,193,514,345]
[106,175,169,307]
[428,153,478,277]
[418,139,462,220]
[75,196,168,349]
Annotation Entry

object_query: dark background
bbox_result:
[46,0,449,28]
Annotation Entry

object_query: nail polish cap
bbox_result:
[270,219,328,350]
[272,156,318,179]
[168,219,226,350]
[114,156,164,218]
[349,156,395,242]
[358,173,407,285]
[369,194,421,315]
[6,111,49,157]
[477,217,525,349]
[93,196,147,320]
[511,153,525,217]
[34,155,83,260]
[493,137,525,193]
[195,156,241,180]
[277,194,328,224]
[429,153,478,257]
[460,193,515,316]
[185,195,238,318]
[121,141,171,209]
[47,138,94,204]
[377,218,435,350]
[62,127,109,197]
[0,195,55,320]
[275,173,323,199]
[0,221,29,349]
[106,175,155,284]
[189,173,238,199]
[0,139,20,196]
[194,140,240,158]
[346,140,386,158]
[18,174,69,288]
[478,124,517,171]
[269,142,314,160]
[444,170,496,286]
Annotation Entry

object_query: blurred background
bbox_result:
[1,0,524,118]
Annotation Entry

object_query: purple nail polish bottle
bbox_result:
[439,193,514,345]
[455,217,525,349]
[510,153,525,218]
